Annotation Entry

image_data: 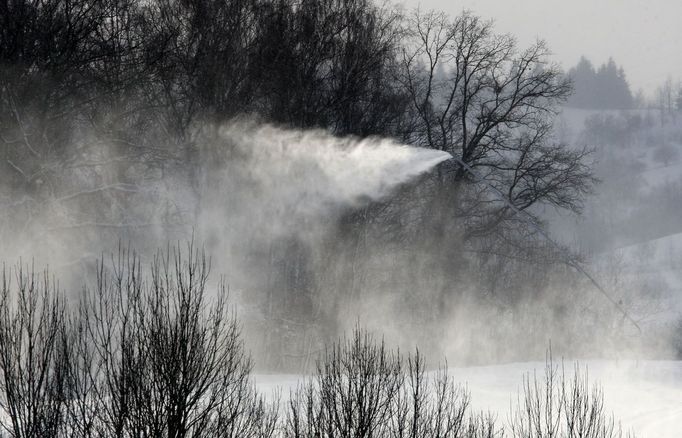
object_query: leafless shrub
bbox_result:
[285,328,500,438]
[509,354,634,438]
[285,329,403,437]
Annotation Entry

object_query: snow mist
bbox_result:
[201,122,451,236]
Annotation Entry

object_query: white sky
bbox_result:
[400,0,682,96]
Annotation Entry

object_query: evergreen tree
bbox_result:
[567,56,596,108]
[566,56,633,109]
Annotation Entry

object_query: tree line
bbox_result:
[1,0,600,366]
[1,0,592,232]
[566,56,634,110]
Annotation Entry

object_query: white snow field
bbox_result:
[256,359,682,437]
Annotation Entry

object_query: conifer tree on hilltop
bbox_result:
[567,56,633,109]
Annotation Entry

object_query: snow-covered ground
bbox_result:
[256,359,682,437]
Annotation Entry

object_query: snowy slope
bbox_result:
[255,360,682,437]
[597,232,682,323]
[553,107,682,318]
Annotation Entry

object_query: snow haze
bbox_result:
[403,0,682,95]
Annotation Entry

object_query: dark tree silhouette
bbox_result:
[0,0,601,367]
[285,327,498,438]
[251,0,407,137]
[0,266,69,437]
[399,11,593,237]
[567,56,633,109]
[71,245,278,437]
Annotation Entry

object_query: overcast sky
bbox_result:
[401,0,682,96]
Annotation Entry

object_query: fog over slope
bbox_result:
[2,1,682,437]
[0,0,680,373]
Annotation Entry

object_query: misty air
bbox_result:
[0,0,681,437]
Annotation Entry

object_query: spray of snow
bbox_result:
[219,122,450,215]
[198,122,451,244]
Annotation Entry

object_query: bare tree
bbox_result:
[656,77,677,125]
[76,244,278,437]
[509,354,634,438]
[0,264,69,438]
[389,352,476,438]
[398,10,593,237]
[286,328,403,437]
[251,0,407,137]
[285,327,499,438]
